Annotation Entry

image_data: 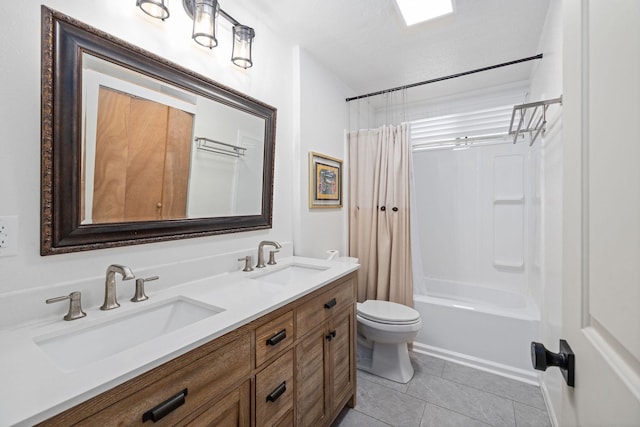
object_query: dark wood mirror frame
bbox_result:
[41,7,276,255]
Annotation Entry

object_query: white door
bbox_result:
[562,0,640,425]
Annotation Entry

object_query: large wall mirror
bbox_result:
[41,7,276,255]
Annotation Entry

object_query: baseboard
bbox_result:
[540,378,560,427]
[412,341,539,385]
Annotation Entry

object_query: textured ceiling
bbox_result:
[233,0,551,98]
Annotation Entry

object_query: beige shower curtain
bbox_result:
[348,123,413,307]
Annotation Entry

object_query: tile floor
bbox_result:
[333,351,552,427]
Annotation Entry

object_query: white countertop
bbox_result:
[0,256,359,426]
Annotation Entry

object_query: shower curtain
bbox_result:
[348,123,413,307]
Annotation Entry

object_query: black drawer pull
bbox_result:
[142,388,188,423]
[266,381,287,403]
[324,298,337,309]
[266,329,287,346]
[325,330,337,341]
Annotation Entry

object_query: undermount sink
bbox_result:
[251,264,329,286]
[34,297,224,372]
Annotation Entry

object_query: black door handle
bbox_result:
[325,330,337,341]
[531,339,575,387]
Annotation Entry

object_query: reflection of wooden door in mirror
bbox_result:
[92,87,193,222]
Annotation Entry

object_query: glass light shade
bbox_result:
[231,25,255,69]
[136,0,170,20]
[192,0,218,48]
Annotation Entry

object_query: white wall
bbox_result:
[188,100,265,217]
[527,1,564,425]
[292,47,352,259]
[0,0,303,327]
[413,141,534,295]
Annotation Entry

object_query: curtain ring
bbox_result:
[392,207,398,212]
[380,206,386,211]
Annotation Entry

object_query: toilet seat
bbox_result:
[357,300,420,325]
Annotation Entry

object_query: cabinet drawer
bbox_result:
[255,350,294,426]
[63,333,251,426]
[255,311,293,367]
[183,380,250,426]
[296,277,354,338]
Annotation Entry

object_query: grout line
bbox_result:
[424,402,495,427]
[350,352,550,427]
[349,407,393,426]
[437,359,547,411]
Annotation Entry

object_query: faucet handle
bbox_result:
[267,250,280,266]
[46,291,86,321]
[238,256,254,272]
[131,276,158,302]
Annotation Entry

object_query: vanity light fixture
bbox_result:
[231,25,255,68]
[192,0,219,48]
[135,0,256,68]
[136,0,170,20]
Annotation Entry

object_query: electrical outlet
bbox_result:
[0,216,18,257]
[0,220,9,248]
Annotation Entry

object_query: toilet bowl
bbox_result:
[356,300,422,383]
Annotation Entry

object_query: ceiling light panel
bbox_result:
[395,0,454,26]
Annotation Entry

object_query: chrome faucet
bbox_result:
[256,240,282,268]
[100,264,135,310]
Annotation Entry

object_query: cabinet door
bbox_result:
[329,306,355,414]
[184,381,250,426]
[295,327,329,426]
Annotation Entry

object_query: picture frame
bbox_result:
[309,152,343,208]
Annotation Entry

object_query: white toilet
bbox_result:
[356,300,422,383]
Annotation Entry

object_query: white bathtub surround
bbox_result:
[0,256,358,426]
[412,140,534,297]
[413,279,540,384]
[348,123,413,306]
[409,114,541,385]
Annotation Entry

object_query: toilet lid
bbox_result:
[357,300,420,325]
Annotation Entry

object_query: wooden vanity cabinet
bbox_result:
[38,329,252,427]
[38,272,356,427]
[295,275,357,426]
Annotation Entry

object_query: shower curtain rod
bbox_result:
[345,53,543,102]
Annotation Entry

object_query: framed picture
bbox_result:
[309,152,342,208]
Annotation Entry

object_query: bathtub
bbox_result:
[412,279,540,384]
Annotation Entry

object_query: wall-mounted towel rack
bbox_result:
[195,137,246,157]
[509,95,562,146]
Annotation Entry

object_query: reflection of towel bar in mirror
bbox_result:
[195,137,247,157]
[509,95,562,146]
